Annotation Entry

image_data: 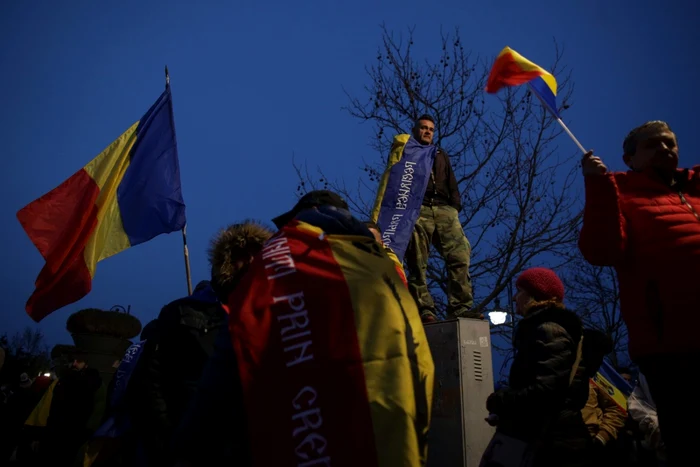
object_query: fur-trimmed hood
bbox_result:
[208,221,273,301]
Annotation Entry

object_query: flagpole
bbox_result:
[182,225,193,296]
[526,82,587,155]
[165,65,193,296]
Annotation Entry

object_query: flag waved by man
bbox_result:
[370,134,436,262]
[17,85,186,322]
[485,46,561,119]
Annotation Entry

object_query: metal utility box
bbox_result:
[424,318,495,467]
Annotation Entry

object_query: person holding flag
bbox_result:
[486,47,700,465]
[578,121,700,467]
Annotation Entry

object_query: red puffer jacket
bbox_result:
[579,166,700,360]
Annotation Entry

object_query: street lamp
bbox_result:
[487,298,509,326]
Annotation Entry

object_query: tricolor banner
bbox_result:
[371,134,436,262]
[591,360,633,414]
[228,220,434,467]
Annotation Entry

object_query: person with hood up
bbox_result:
[482,267,594,467]
[174,190,434,467]
[132,222,272,467]
[171,221,274,466]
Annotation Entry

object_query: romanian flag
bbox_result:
[485,46,561,119]
[228,219,435,467]
[17,86,186,322]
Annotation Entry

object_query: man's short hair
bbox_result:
[415,114,435,125]
[623,120,672,157]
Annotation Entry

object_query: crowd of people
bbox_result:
[0,117,697,467]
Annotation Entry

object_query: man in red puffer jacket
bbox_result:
[578,120,700,467]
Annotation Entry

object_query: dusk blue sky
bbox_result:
[2,1,698,375]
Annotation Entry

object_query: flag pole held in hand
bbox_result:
[524,82,587,154]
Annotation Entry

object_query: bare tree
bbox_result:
[562,255,629,368]
[0,327,51,381]
[295,25,582,319]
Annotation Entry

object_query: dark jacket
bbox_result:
[423,148,462,211]
[487,303,591,467]
[39,367,102,464]
[131,286,226,465]
[46,367,102,432]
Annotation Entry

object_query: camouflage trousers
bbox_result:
[405,205,474,318]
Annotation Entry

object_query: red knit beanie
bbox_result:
[516,268,565,303]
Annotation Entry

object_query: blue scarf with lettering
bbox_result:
[376,137,435,261]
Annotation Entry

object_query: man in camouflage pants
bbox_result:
[405,115,476,322]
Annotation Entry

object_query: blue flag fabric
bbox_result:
[376,136,436,262]
[93,340,147,439]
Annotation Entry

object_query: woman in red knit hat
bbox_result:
[481,267,594,467]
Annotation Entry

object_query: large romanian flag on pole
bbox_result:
[17,85,186,322]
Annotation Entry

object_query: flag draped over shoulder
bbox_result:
[228,221,434,467]
[370,134,435,262]
[17,86,186,322]
[486,46,561,119]
[591,360,634,414]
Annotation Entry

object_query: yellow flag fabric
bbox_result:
[371,134,411,223]
[24,379,58,427]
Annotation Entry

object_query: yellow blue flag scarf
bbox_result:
[371,134,436,262]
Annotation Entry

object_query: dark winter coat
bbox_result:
[130,286,226,465]
[486,302,592,467]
